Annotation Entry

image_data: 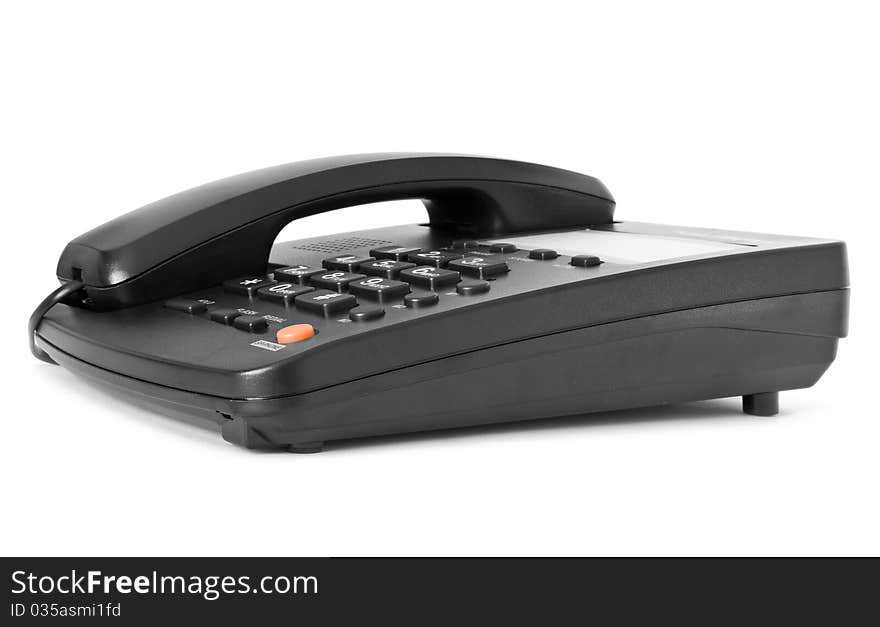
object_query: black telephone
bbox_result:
[30,154,849,452]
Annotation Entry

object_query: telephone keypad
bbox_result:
[223,276,276,296]
[407,250,463,268]
[348,277,411,302]
[256,282,314,305]
[294,289,358,315]
[274,265,323,284]
[309,271,367,293]
[447,256,509,279]
[360,259,416,279]
[370,245,421,261]
[172,240,526,339]
[400,266,461,290]
[322,255,374,272]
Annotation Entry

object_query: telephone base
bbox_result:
[742,392,779,417]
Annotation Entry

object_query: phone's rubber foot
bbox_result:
[743,392,779,417]
[287,442,324,454]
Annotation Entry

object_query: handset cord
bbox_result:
[29,281,85,364]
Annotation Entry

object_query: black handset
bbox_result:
[57,154,614,309]
[32,154,848,452]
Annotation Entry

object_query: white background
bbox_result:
[2,1,877,556]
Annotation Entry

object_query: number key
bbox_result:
[309,271,366,292]
[274,265,323,284]
[400,266,461,290]
[407,250,463,268]
[370,245,421,261]
[322,255,374,272]
[360,259,416,279]
[447,255,509,278]
[348,277,410,302]
[257,282,315,305]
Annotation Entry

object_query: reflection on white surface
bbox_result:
[499,230,748,264]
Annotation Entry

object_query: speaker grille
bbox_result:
[288,236,392,254]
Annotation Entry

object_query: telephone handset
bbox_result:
[57,154,615,310]
[31,154,848,452]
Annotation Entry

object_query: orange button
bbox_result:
[276,324,316,344]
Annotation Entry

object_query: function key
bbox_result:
[360,259,416,279]
[528,248,559,260]
[451,239,480,250]
[294,289,358,316]
[274,265,323,284]
[407,250,463,268]
[447,256,509,279]
[348,277,411,302]
[164,298,208,314]
[257,282,315,305]
[400,266,461,290]
[210,308,242,325]
[309,271,366,293]
[348,305,385,322]
[456,280,491,295]
[322,255,374,272]
[233,315,269,333]
[570,254,602,267]
[370,245,421,261]
[223,276,275,297]
[489,242,518,254]
[404,291,439,308]
[276,323,316,344]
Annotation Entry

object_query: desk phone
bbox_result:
[30,154,849,452]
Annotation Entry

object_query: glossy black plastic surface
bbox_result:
[39,221,848,397]
[34,156,849,451]
[57,154,614,309]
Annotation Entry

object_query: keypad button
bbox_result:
[223,276,275,296]
[322,255,374,272]
[209,308,242,325]
[276,323,315,344]
[528,248,559,260]
[370,245,421,261]
[407,250,463,268]
[360,259,417,279]
[164,298,207,314]
[309,271,366,292]
[273,265,323,284]
[348,305,385,322]
[571,254,602,267]
[294,289,358,315]
[489,242,518,254]
[257,282,314,305]
[451,239,480,250]
[400,266,461,290]
[456,280,491,295]
[404,291,439,308]
[233,315,269,332]
[447,255,509,279]
[348,277,410,302]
